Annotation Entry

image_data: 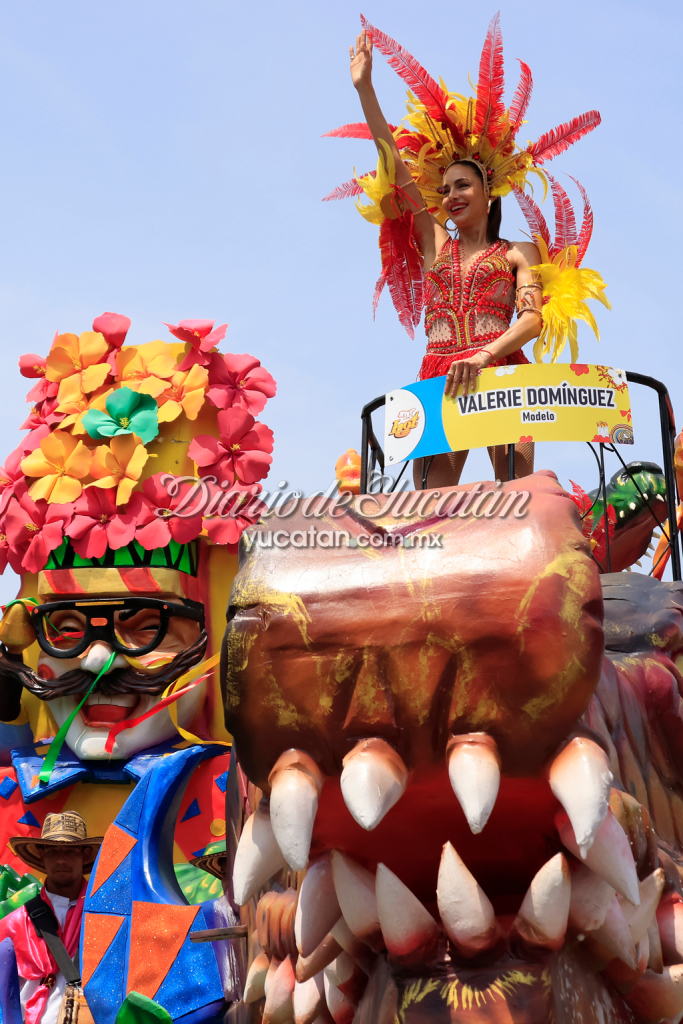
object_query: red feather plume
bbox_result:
[508,59,533,130]
[567,175,594,266]
[511,185,550,248]
[474,12,506,138]
[322,173,375,202]
[322,122,397,139]
[530,110,601,164]
[548,174,577,251]
[375,216,424,337]
[360,15,450,123]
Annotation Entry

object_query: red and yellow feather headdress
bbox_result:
[324,14,603,343]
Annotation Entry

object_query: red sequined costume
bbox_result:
[419,237,530,380]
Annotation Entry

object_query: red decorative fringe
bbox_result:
[418,346,529,381]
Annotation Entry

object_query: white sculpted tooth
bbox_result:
[295,853,342,957]
[262,955,296,1024]
[324,952,368,1004]
[232,799,287,906]
[588,896,638,970]
[446,733,501,835]
[329,916,376,973]
[323,976,355,1024]
[375,863,439,962]
[295,933,343,984]
[436,842,501,957]
[618,868,665,945]
[330,850,383,951]
[568,864,616,933]
[556,808,640,906]
[244,951,270,1003]
[269,749,325,872]
[340,738,408,831]
[512,854,571,951]
[624,965,683,1018]
[548,736,612,856]
[293,973,325,1024]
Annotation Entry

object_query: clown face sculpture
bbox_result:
[0,312,275,873]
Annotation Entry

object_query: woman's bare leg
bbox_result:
[412,450,469,489]
[487,442,535,481]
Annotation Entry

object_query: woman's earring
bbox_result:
[487,200,492,212]
[444,217,458,233]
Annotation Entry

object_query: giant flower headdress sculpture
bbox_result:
[1,313,276,576]
[324,13,604,351]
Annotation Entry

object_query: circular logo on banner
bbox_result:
[384,389,426,464]
[610,423,634,445]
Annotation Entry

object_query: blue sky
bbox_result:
[0,0,679,598]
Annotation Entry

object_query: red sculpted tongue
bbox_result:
[83,703,136,726]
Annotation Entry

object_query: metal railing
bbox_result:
[359,371,681,581]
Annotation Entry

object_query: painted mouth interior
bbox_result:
[81,692,140,726]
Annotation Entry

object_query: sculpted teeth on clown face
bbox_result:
[82,691,139,727]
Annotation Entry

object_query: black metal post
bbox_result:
[599,443,611,573]
[626,372,681,581]
[507,443,516,482]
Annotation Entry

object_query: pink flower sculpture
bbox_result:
[206,353,277,415]
[19,350,59,403]
[188,409,274,486]
[131,473,204,550]
[66,488,138,558]
[0,522,10,575]
[20,425,51,458]
[164,319,228,370]
[0,449,28,516]
[20,397,65,432]
[4,493,73,574]
[93,312,132,372]
[202,484,266,550]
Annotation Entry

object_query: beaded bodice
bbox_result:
[424,238,515,353]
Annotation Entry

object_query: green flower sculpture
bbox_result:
[83,387,159,444]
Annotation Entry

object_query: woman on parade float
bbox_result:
[329,16,607,486]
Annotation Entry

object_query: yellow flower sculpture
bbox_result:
[46,332,111,404]
[157,365,209,423]
[20,430,93,503]
[88,434,150,505]
[116,341,178,398]
[57,384,113,435]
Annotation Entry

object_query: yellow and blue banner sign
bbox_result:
[384,364,634,466]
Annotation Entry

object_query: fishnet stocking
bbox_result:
[412,443,535,488]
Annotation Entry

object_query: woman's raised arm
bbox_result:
[350,31,443,266]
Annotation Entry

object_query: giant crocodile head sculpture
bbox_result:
[222,470,683,1022]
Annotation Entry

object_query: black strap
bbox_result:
[25,895,81,985]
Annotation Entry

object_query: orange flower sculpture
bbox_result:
[20,430,92,503]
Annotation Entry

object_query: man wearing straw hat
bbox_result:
[0,811,102,1024]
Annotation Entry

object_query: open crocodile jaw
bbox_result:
[224,471,604,904]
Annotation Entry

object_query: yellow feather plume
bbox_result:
[355,140,396,226]
[531,241,611,363]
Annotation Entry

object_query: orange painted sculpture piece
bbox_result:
[220,470,683,1021]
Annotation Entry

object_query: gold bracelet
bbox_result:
[517,307,544,318]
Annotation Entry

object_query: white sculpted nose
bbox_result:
[81,642,125,674]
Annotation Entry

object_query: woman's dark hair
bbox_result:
[443,159,501,243]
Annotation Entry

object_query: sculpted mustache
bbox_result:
[0,631,208,701]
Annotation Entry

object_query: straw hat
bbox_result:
[190,840,226,881]
[9,811,103,873]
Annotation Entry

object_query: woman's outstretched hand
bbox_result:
[444,351,493,398]
[350,30,373,91]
